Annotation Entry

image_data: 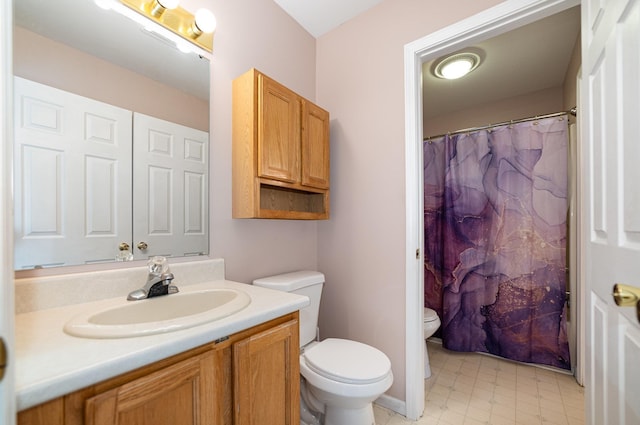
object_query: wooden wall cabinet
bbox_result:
[18,313,300,425]
[232,68,330,219]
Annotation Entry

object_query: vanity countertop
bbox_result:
[15,279,309,411]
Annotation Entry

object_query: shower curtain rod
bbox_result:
[423,106,577,142]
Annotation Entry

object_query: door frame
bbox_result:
[403,0,581,419]
[0,0,15,424]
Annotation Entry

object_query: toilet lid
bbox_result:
[424,308,438,322]
[302,338,391,384]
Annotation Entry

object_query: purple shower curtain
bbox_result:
[424,115,570,370]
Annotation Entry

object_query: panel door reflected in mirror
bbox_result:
[13,0,210,269]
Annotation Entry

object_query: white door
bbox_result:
[133,113,208,260]
[13,77,132,268]
[583,0,640,423]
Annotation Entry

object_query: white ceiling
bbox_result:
[273,0,385,37]
[422,6,581,119]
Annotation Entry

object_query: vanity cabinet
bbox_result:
[234,319,300,425]
[84,351,216,425]
[18,313,299,425]
[232,68,330,220]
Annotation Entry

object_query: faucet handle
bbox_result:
[148,256,169,275]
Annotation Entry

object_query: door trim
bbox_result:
[0,0,15,423]
[403,0,581,419]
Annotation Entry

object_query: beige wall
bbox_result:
[198,0,320,283]
[316,0,505,401]
[424,86,564,138]
[13,27,208,131]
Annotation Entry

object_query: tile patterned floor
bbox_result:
[374,341,585,425]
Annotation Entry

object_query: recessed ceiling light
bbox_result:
[434,52,481,80]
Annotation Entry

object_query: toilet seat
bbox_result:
[424,307,438,323]
[302,338,391,384]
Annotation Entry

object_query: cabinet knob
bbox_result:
[137,242,148,251]
[119,242,130,251]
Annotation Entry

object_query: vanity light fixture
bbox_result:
[149,0,179,18]
[433,52,481,80]
[119,0,216,53]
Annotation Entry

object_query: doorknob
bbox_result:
[0,337,7,382]
[137,242,148,251]
[612,283,640,307]
[612,283,640,324]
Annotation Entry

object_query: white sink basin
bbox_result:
[64,288,251,339]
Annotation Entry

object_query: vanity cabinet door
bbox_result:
[84,351,216,425]
[233,319,300,425]
[17,399,64,425]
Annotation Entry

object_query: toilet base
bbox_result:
[324,404,375,425]
[424,340,432,379]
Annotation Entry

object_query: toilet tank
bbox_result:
[253,271,324,347]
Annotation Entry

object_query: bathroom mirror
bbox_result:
[13,0,210,270]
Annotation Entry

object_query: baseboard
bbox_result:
[374,394,406,416]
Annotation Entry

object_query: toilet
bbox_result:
[253,271,393,425]
[423,307,441,379]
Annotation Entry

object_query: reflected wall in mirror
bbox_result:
[13,0,210,270]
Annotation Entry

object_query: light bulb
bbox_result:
[150,0,179,17]
[434,52,480,80]
[194,9,217,34]
[157,0,179,9]
[440,59,473,79]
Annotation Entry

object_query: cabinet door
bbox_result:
[257,75,300,184]
[233,319,300,425]
[84,351,216,425]
[17,399,64,425]
[301,101,330,189]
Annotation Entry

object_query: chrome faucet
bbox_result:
[127,256,179,301]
